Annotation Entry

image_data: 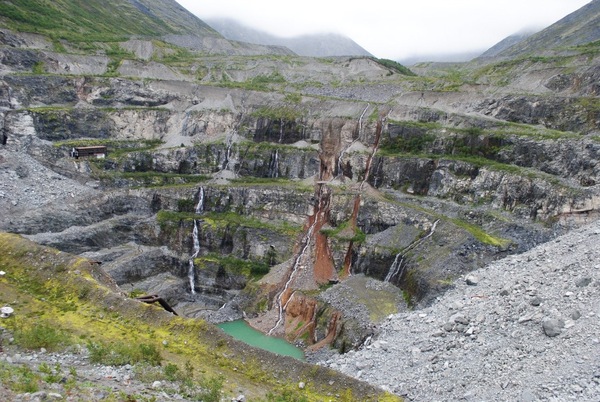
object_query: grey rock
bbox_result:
[530,296,542,306]
[576,277,592,288]
[31,391,48,400]
[450,313,470,325]
[520,389,537,402]
[542,318,564,337]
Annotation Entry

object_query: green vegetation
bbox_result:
[0,233,399,401]
[320,221,367,243]
[0,363,41,393]
[196,253,270,278]
[449,218,511,248]
[54,138,163,152]
[31,61,45,74]
[221,71,287,91]
[251,105,304,121]
[11,319,72,351]
[371,58,416,76]
[87,341,162,366]
[0,0,204,43]
[101,171,210,188]
[156,210,302,238]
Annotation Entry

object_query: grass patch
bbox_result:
[0,363,40,393]
[371,58,415,76]
[87,341,162,366]
[220,71,287,91]
[251,105,304,121]
[320,221,366,243]
[449,218,510,248]
[11,319,72,351]
[196,253,270,278]
[100,171,210,188]
[156,210,302,238]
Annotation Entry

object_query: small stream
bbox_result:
[218,320,305,360]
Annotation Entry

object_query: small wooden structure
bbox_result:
[70,146,107,159]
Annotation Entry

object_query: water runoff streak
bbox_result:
[337,103,369,176]
[385,219,440,283]
[268,185,324,335]
[268,149,279,178]
[188,187,205,295]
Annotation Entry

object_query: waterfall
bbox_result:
[188,259,196,295]
[268,149,279,178]
[191,220,200,258]
[195,186,205,214]
[188,186,205,295]
[337,104,369,177]
[222,137,232,170]
[278,118,284,143]
[384,253,405,282]
[384,219,440,283]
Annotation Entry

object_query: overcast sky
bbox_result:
[176,0,591,61]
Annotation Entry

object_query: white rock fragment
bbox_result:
[0,306,14,318]
[465,275,479,286]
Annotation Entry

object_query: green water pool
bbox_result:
[218,320,305,361]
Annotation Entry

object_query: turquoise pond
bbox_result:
[218,320,305,361]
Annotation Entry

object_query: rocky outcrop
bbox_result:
[478,95,600,134]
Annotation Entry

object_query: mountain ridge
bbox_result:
[205,17,372,57]
[483,0,600,59]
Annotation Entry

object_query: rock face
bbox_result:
[322,219,600,401]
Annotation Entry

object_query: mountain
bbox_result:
[0,0,220,41]
[0,0,293,56]
[206,17,372,57]
[476,30,536,59]
[483,0,600,59]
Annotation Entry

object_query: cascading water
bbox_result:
[384,219,440,283]
[268,149,279,178]
[188,187,205,295]
[222,135,233,171]
[268,212,319,335]
[338,103,370,177]
[195,187,205,214]
[384,253,404,283]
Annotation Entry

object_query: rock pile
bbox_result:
[322,218,600,401]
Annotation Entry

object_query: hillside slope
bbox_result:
[326,216,600,401]
[489,0,600,59]
[0,0,220,41]
[0,233,396,401]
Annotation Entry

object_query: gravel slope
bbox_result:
[322,218,600,401]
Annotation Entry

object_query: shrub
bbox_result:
[12,321,71,352]
[197,375,224,402]
[0,363,39,393]
[87,341,162,366]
